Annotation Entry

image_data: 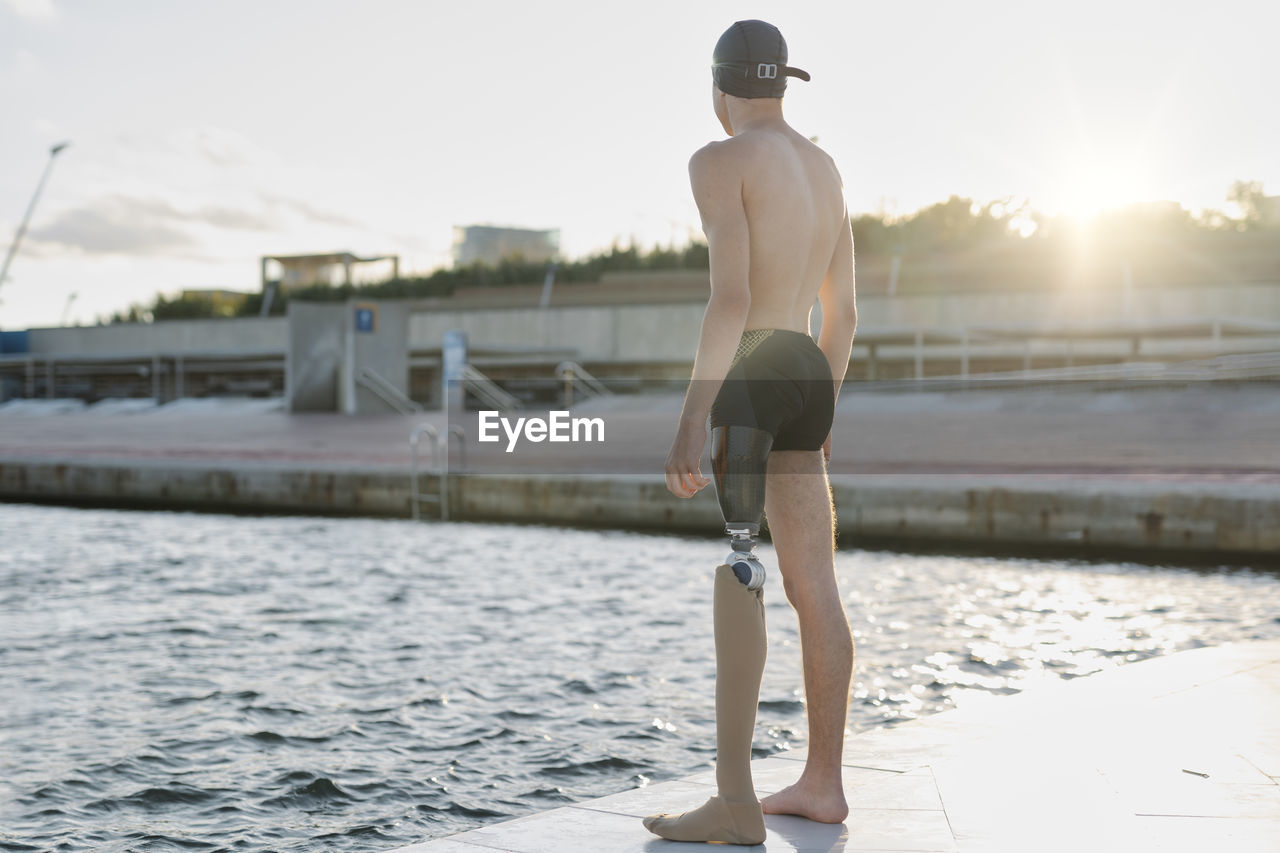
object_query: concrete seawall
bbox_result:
[4,461,1277,564]
[3,386,1277,564]
[23,279,1280,362]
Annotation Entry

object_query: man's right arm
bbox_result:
[817,208,857,405]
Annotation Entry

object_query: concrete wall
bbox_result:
[286,303,343,412]
[22,281,1280,362]
[409,304,705,362]
[3,463,1275,562]
[408,281,1280,361]
[347,301,410,414]
[287,301,411,413]
[28,317,287,355]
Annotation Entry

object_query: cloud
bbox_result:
[29,200,198,256]
[80,127,360,234]
[178,125,274,169]
[198,205,277,230]
[25,193,281,257]
[1,0,57,23]
[259,192,360,228]
[119,196,277,232]
[22,189,364,258]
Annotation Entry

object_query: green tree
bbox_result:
[150,293,221,321]
[1227,180,1269,229]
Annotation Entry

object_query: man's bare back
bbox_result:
[703,126,848,335]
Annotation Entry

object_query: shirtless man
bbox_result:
[643,20,857,846]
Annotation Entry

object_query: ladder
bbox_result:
[409,423,466,520]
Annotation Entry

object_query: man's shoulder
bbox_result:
[691,136,761,164]
[688,138,756,184]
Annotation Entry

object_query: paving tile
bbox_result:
[1132,815,1280,853]
[846,768,943,811]
[448,803,925,853]
[572,780,730,818]
[681,757,902,794]
[452,806,734,852]
[1096,749,1274,785]
[932,756,1137,848]
[1239,733,1280,777]
[758,815,851,852]
[840,809,955,851]
[1111,778,1280,819]
[393,838,517,852]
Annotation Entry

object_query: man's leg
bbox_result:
[760,449,853,823]
[643,425,770,845]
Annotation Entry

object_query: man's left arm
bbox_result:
[665,144,751,498]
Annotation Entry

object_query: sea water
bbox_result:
[2,504,1277,851]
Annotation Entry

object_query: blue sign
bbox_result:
[0,330,30,354]
[354,305,376,333]
[442,329,467,414]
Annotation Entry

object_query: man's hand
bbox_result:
[665,421,711,498]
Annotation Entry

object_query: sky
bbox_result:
[1,0,1276,329]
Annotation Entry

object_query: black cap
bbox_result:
[712,20,810,99]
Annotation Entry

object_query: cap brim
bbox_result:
[784,66,811,82]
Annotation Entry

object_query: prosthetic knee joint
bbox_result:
[710,425,773,590]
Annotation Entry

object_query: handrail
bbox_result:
[446,424,467,473]
[460,364,519,411]
[357,367,423,414]
[409,423,440,521]
[409,423,467,521]
[555,360,612,410]
[845,348,1280,393]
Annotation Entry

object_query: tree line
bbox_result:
[104,180,1273,324]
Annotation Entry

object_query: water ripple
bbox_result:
[1,504,1277,851]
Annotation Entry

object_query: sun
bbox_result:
[1052,152,1158,220]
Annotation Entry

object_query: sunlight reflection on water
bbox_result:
[1,504,1277,851]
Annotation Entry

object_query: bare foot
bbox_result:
[760,779,848,823]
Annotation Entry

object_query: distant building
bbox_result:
[261,252,400,293]
[452,226,559,267]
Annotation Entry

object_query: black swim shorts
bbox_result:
[709,328,835,452]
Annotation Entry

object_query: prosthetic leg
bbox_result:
[643,426,772,845]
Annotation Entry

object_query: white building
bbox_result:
[452,226,559,267]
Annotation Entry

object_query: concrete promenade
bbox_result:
[1,385,1278,562]
[390,639,1280,852]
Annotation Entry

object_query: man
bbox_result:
[644,20,858,846]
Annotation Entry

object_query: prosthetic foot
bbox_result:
[642,793,765,845]
[644,426,772,844]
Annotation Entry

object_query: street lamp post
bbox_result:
[0,141,71,294]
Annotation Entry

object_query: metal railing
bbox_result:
[409,423,466,521]
[460,364,519,411]
[555,360,613,408]
[847,348,1280,393]
[0,349,284,404]
[357,366,423,414]
[853,316,1280,381]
